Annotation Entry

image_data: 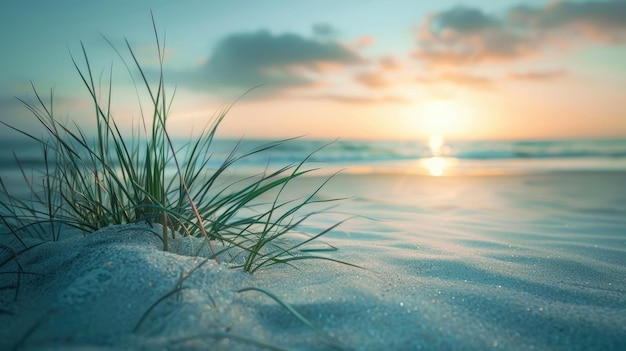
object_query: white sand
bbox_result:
[1,171,625,350]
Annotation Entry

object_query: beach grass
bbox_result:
[0,15,349,274]
[0,14,356,350]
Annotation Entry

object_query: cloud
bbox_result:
[306,94,409,105]
[414,1,626,67]
[354,35,376,48]
[507,69,567,81]
[430,5,501,33]
[416,72,495,89]
[415,69,566,90]
[354,71,389,89]
[440,72,494,88]
[174,30,364,97]
[312,23,339,38]
[352,56,407,89]
[509,1,626,42]
[414,6,529,66]
[379,56,401,71]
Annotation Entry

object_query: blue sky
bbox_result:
[1,0,625,140]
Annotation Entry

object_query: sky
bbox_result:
[1,0,625,141]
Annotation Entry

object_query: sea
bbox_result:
[1,137,626,184]
[2,135,626,350]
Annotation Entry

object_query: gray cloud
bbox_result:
[175,30,363,97]
[509,1,626,34]
[415,1,626,67]
[415,6,529,65]
[312,23,339,38]
[429,6,501,33]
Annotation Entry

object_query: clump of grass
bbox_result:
[0,15,349,274]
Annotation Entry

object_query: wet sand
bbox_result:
[1,171,625,350]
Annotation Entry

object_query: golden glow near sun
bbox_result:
[410,100,473,139]
[407,100,471,176]
[420,100,458,135]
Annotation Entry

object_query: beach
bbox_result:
[2,0,626,348]
[1,170,625,350]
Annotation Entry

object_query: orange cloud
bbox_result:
[379,56,402,71]
[306,94,409,105]
[354,71,389,89]
[507,70,566,81]
[355,35,376,48]
[416,71,494,89]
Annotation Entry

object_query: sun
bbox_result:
[421,100,459,134]
[410,99,472,139]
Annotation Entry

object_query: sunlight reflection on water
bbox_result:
[424,157,445,176]
[420,156,459,176]
[424,135,454,176]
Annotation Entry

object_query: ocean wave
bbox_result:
[1,137,625,175]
